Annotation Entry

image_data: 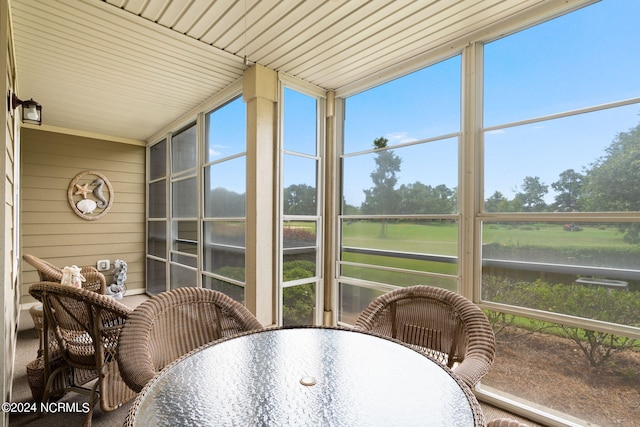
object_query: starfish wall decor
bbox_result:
[67,170,114,220]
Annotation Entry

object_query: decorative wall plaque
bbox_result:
[68,170,114,220]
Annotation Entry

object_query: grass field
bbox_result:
[338,220,638,284]
[482,222,628,248]
[342,220,458,255]
[285,220,637,277]
[341,220,630,252]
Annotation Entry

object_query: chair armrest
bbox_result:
[117,305,157,392]
[80,267,107,294]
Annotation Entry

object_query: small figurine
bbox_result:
[61,265,85,288]
[107,259,127,300]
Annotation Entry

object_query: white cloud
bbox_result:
[385,131,417,144]
[209,145,224,157]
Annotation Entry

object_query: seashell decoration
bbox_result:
[68,170,114,220]
[76,198,97,214]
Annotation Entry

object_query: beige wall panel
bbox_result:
[22,159,145,181]
[22,211,142,222]
[20,128,146,303]
[5,149,13,182]
[22,239,144,259]
[3,0,18,418]
[22,232,144,247]
[4,180,10,205]
[22,169,144,185]
[22,222,139,235]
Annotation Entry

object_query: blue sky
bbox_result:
[341,0,640,207]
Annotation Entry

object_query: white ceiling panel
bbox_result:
[10,0,588,142]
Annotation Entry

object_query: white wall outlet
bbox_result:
[97,259,110,271]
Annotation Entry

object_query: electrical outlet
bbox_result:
[97,259,110,271]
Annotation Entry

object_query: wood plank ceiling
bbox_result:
[9,0,575,141]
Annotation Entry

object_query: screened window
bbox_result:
[339,56,462,324]
[479,2,640,424]
[146,94,246,298]
[171,125,197,174]
[147,139,168,294]
[280,86,323,326]
[202,97,247,302]
[169,123,198,289]
[481,0,640,318]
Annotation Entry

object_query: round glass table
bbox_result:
[127,327,485,426]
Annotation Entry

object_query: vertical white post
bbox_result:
[243,64,277,325]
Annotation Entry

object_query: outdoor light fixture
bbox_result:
[8,90,42,125]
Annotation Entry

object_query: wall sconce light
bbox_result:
[7,90,42,125]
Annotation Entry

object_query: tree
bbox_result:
[207,187,245,217]
[397,182,455,214]
[283,183,316,215]
[582,121,640,243]
[515,176,548,212]
[551,169,584,212]
[361,137,402,216]
[484,191,510,212]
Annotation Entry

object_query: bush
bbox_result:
[283,260,316,326]
[485,276,640,366]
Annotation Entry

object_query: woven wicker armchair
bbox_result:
[23,254,107,294]
[117,287,264,392]
[29,282,136,427]
[354,285,496,388]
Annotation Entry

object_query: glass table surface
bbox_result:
[131,327,483,427]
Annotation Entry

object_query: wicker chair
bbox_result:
[354,285,496,388]
[117,287,264,392]
[29,282,136,427]
[23,254,107,294]
[487,418,531,427]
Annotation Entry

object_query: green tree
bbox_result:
[207,187,245,216]
[484,191,511,212]
[551,169,584,212]
[583,121,640,243]
[283,183,316,215]
[515,176,548,212]
[397,182,455,214]
[361,137,402,215]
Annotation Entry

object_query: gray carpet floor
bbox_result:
[8,294,543,426]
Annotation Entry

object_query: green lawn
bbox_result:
[342,220,458,255]
[281,220,640,284]
[341,221,630,252]
[482,222,627,248]
[339,221,638,280]
[341,220,458,283]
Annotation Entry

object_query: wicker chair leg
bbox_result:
[81,381,100,427]
[42,363,69,405]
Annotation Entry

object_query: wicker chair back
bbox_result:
[29,282,136,426]
[23,254,107,294]
[117,287,263,392]
[355,285,496,388]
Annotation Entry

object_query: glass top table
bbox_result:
[127,327,485,427]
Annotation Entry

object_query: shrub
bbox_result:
[283,260,316,326]
[283,226,316,247]
[484,276,640,366]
